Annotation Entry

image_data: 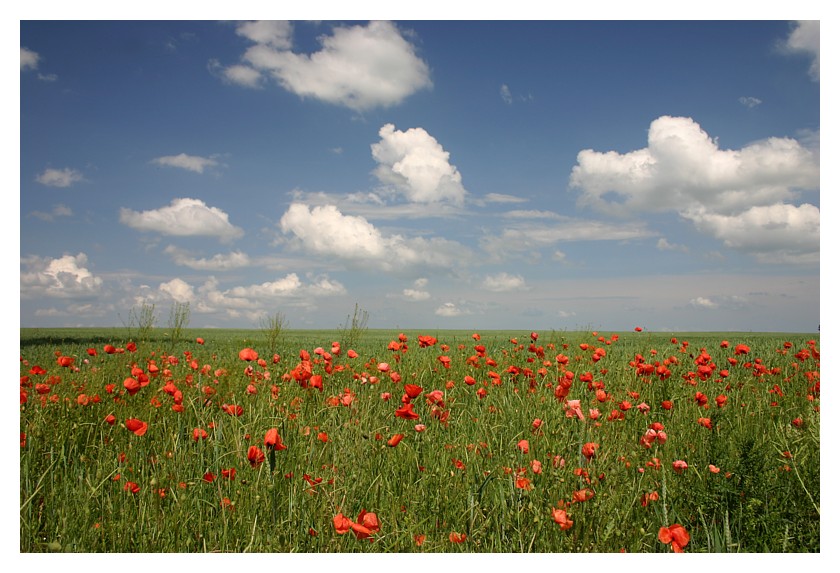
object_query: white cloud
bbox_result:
[689,296,718,309]
[279,203,471,274]
[481,214,653,260]
[739,96,762,108]
[571,116,818,217]
[569,115,819,263]
[21,47,39,70]
[683,203,819,264]
[21,253,103,299]
[656,238,689,253]
[30,204,73,221]
[402,288,431,301]
[482,272,527,292]
[783,20,819,81]
[435,302,466,317]
[236,21,293,49]
[500,84,512,105]
[36,167,83,187]
[120,198,244,242]
[483,193,528,204]
[198,273,345,313]
[371,123,466,205]
[221,21,432,111]
[164,245,251,270]
[688,295,748,311]
[159,278,195,303]
[151,153,219,173]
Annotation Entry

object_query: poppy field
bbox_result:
[19,327,820,553]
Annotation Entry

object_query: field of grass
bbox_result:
[19,327,819,552]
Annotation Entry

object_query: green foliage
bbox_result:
[19,329,820,552]
[339,303,369,350]
[259,311,287,355]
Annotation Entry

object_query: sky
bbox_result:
[18,15,823,333]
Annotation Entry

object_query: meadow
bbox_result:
[19,326,819,553]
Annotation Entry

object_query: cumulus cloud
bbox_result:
[219,20,432,111]
[656,238,689,253]
[36,167,84,187]
[120,198,244,242]
[371,123,467,205]
[683,203,819,264]
[159,278,195,303]
[198,273,345,313]
[279,203,471,274]
[163,245,251,270]
[688,295,749,311]
[569,115,819,263]
[435,302,466,317]
[21,47,39,70]
[483,193,528,204]
[20,253,103,299]
[481,272,527,292]
[151,153,219,173]
[783,20,819,81]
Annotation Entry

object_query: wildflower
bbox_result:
[192,428,209,441]
[333,513,353,535]
[387,434,405,447]
[640,491,659,507]
[672,460,688,474]
[572,488,594,503]
[515,477,533,490]
[247,446,265,467]
[551,508,574,530]
[352,509,381,540]
[531,459,543,474]
[395,403,420,420]
[414,534,426,546]
[124,481,140,494]
[517,439,530,454]
[239,348,258,361]
[264,428,287,451]
[709,464,721,474]
[449,532,467,543]
[582,442,598,461]
[125,418,148,436]
[698,417,713,429]
[658,524,690,552]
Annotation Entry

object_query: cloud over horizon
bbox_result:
[119,198,244,242]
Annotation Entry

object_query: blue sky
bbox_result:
[19,17,822,332]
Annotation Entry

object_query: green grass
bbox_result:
[19,327,819,552]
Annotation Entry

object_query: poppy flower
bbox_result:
[221,403,244,417]
[353,510,381,540]
[395,403,420,420]
[125,418,148,436]
[103,344,117,354]
[57,356,75,368]
[264,428,287,451]
[551,508,573,530]
[387,433,405,447]
[672,460,688,474]
[333,513,353,535]
[238,348,258,362]
[123,377,141,396]
[581,442,598,461]
[196,337,204,345]
[658,524,690,552]
[404,384,423,398]
[247,445,266,467]
[124,481,140,494]
[517,439,530,454]
[698,417,713,429]
[449,532,467,543]
[531,459,543,474]
[192,428,209,441]
[572,488,594,503]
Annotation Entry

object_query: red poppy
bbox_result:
[193,428,209,441]
[698,417,713,429]
[124,481,140,494]
[57,356,75,368]
[387,433,405,447]
[264,428,287,451]
[352,509,381,540]
[658,524,690,552]
[221,403,244,417]
[581,442,598,461]
[333,513,353,535]
[404,384,423,398]
[449,532,467,543]
[551,508,573,530]
[572,488,594,503]
[196,337,205,345]
[517,439,530,454]
[672,460,688,474]
[123,377,141,396]
[103,344,117,354]
[104,414,116,425]
[125,418,148,436]
[395,403,420,420]
[247,445,266,467]
[239,348,258,361]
